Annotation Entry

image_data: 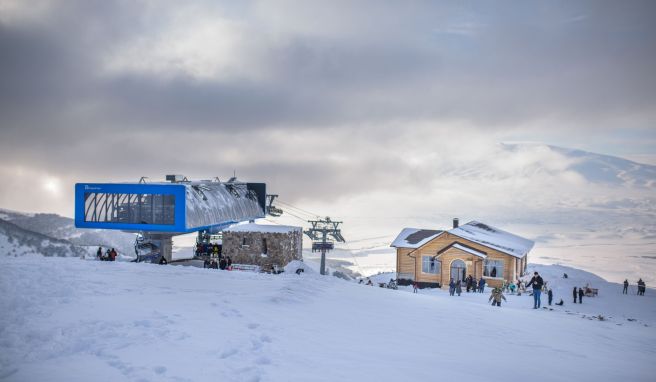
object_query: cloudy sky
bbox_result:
[0,0,654,228]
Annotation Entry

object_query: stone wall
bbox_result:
[222,229,302,269]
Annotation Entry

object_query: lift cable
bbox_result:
[277,200,322,218]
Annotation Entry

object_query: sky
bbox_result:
[0,0,655,231]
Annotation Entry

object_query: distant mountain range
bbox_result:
[0,209,135,257]
[503,143,656,188]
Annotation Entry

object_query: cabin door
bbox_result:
[450,259,466,282]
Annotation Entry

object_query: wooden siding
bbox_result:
[394,232,528,288]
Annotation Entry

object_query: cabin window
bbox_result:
[84,192,175,225]
[484,259,504,278]
[422,256,440,274]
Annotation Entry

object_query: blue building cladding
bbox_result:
[75,182,265,233]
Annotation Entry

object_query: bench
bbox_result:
[585,288,598,297]
[230,264,260,272]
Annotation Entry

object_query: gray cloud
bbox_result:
[0,0,655,219]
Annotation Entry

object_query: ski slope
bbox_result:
[0,256,654,382]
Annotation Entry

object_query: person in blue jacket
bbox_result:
[478,278,486,293]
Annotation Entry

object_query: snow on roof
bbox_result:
[448,221,534,258]
[451,243,487,258]
[224,223,301,234]
[390,228,443,249]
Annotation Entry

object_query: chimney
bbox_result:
[453,218,459,228]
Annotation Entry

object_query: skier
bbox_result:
[478,278,486,293]
[548,288,553,306]
[525,271,544,309]
[455,280,462,296]
[488,287,507,307]
[623,279,629,294]
[449,278,456,296]
[578,287,584,304]
[573,287,578,303]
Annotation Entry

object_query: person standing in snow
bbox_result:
[489,287,507,307]
[413,281,418,293]
[478,278,486,293]
[449,278,456,296]
[573,287,578,303]
[455,280,462,296]
[578,287,584,304]
[623,279,629,294]
[637,279,645,295]
[525,271,544,309]
[96,246,103,260]
[465,275,472,292]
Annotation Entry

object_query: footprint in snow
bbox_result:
[153,366,167,375]
[219,348,239,359]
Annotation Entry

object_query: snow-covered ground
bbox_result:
[1,256,654,382]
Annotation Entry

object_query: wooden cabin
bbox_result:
[391,220,533,289]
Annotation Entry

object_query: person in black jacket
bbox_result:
[573,287,578,303]
[578,287,584,303]
[525,272,544,309]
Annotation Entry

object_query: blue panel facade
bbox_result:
[75,183,188,232]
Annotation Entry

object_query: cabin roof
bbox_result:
[224,223,301,234]
[437,242,487,259]
[448,221,534,258]
[390,228,443,249]
[391,221,534,258]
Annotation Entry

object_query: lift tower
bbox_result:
[304,217,345,275]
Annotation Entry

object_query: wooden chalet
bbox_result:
[390,219,534,289]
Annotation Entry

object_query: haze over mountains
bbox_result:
[1,143,654,283]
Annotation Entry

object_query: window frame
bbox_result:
[483,258,505,279]
[421,256,440,275]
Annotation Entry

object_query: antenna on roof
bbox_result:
[139,176,149,184]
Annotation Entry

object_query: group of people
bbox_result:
[623,279,647,295]
[572,286,586,304]
[203,255,232,270]
[448,275,486,296]
[196,242,221,257]
[96,247,117,261]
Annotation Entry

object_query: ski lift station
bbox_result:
[75,175,273,263]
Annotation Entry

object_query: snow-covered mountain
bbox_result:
[0,208,136,257]
[503,143,656,189]
[0,219,87,257]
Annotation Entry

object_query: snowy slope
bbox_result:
[0,256,654,382]
[0,208,136,255]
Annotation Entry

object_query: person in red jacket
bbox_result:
[109,248,117,261]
